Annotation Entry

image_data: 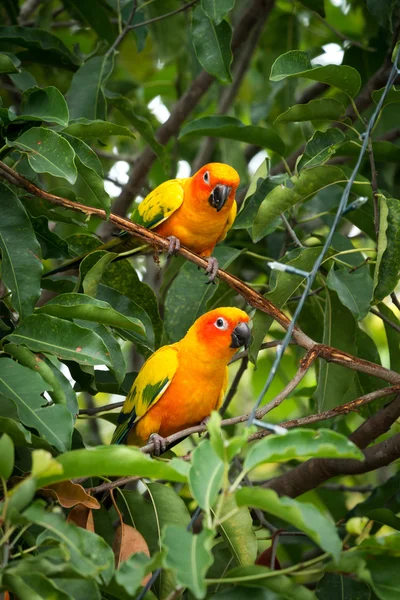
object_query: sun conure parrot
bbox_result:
[111,307,250,454]
[43,162,240,282]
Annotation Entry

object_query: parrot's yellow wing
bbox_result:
[217,201,237,243]
[111,345,179,445]
[131,179,185,229]
[215,367,229,411]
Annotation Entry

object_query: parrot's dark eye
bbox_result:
[203,171,210,184]
[215,317,228,331]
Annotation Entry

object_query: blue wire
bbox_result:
[248,47,400,427]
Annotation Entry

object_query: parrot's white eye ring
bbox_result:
[203,171,210,184]
[215,317,228,330]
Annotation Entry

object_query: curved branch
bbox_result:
[1,160,399,389]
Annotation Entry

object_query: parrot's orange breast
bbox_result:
[127,359,227,445]
[155,197,233,256]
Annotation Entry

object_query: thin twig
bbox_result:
[368,137,380,240]
[258,348,319,417]
[106,0,137,55]
[219,358,249,416]
[370,308,400,334]
[312,10,374,51]
[280,213,304,248]
[127,0,199,30]
[96,149,138,165]
[88,476,140,494]
[391,292,400,311]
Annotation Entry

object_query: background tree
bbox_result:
[0,0,400,599]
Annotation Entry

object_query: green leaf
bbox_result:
[63,118,135,140]
[0,359,73,452]
[275,98,345,123]
[120,482,190,557]
[373,198,400,301]
[0,51,20,73]
[0,415,51,450]
[217,494,257,566]
[192,6,232,83]
[3,573,72,600]
[164,246,242,342]
[35,445,187,488]
[66,53,114,121]
[202,0,235,24]
[189,439,225,516]
[0,183,42,320]
[0,26,81,70]
[297,128,346,170]
[236,487,342,560]
[215,566,316,599]
[62,0,117,44]
[74,156,111,215]
[97,283,154,351]
[102,258,163,349]
[62,133,103,175]
[250,247,321,361]
[115,553,159,596]
[8,313,114,367]
[336,140,400,162]
[314,290,357,412]
[24,500,115,584]
[162,526,214,599]
[0,433,14,480]
[367,508,400,531]
[270,51,361,97]
[7,127,77,184]
[364,556,400,600]
[327,266,373,320]
[82,253,117,296]
[4,343,70,406]
[252,166,346,240]
[180,116,285,156]
[77,321,126,385]
[372,86,400,108]
[17,86,69,126]
[243,428,363,473]
[29,215,70,259]
[378,304,400,372]
[298,0,325,16]
[316,573,371,600]
[37,293,145,334]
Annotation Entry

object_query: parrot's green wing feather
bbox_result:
[131,179,185,229]
[111,345,179,444]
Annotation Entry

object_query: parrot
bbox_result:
[43,162,240,282]
[111,307,251,454]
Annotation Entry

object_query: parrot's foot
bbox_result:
[166,236,181,258]
[148,433,168,456]
[205,257,219,284]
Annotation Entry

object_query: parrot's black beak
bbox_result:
[209,184,232,212]
[230,322,251,349]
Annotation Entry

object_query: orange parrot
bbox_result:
[43,162,240,282]
[111,307,250,454]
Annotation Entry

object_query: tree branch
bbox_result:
[106,0,137,56]
[264,392,400,497]
[1,160,399,390]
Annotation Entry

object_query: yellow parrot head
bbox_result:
[188,307,251,360]
[191,163,240,213]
